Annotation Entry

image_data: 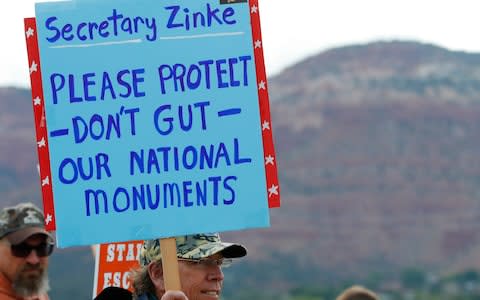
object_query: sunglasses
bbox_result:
[10,242,54,258]
[178,258,234,268]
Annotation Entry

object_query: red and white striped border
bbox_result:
[249,0,280,208]
[24,18,56,230]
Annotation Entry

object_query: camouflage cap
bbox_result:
[0,202,53,245]
[139,233,247,266]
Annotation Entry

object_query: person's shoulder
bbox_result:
[94,287,133,300]
[0,290,17,300]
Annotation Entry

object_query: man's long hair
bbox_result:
[131,262,159,299]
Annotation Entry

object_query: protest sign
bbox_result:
[92,241,142,297]
[24,0,279,247]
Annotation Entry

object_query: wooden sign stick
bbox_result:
[160,237,181,290]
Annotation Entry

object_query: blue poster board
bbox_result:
[29,0,275,247]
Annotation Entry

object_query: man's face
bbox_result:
[177,253,225,300]
[0,234,50,296]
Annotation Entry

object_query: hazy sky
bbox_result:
[1,0,480,88]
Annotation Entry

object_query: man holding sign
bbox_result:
[132,233,246,300]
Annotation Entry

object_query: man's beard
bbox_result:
[12,263,50,297]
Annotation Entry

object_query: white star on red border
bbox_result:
[258,80,266,90]
[45,214,53,225]
[26,27,35,38]
[251,5,258,13]
[265,155,275,165]
[268,184,279,197]
[37,137,46,148]
[33,96,41,106]
[29,61,38,74]
[254,40,262,49]
[41,176,49,186]
[262,120,270,131]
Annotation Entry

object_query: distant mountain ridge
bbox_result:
[270,40,480,104]
[2,40,480,297]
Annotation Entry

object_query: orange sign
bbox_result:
[92,241,143,297]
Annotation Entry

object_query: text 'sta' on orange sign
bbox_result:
[93,240,143,297]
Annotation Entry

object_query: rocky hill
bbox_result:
[227,40,480,283]
[2,40,480,296]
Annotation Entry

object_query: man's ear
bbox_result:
[148,261,165,290]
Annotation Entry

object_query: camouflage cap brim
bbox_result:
[6,227,53,245]
[139,233,247,266]
[180,241,247,260]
